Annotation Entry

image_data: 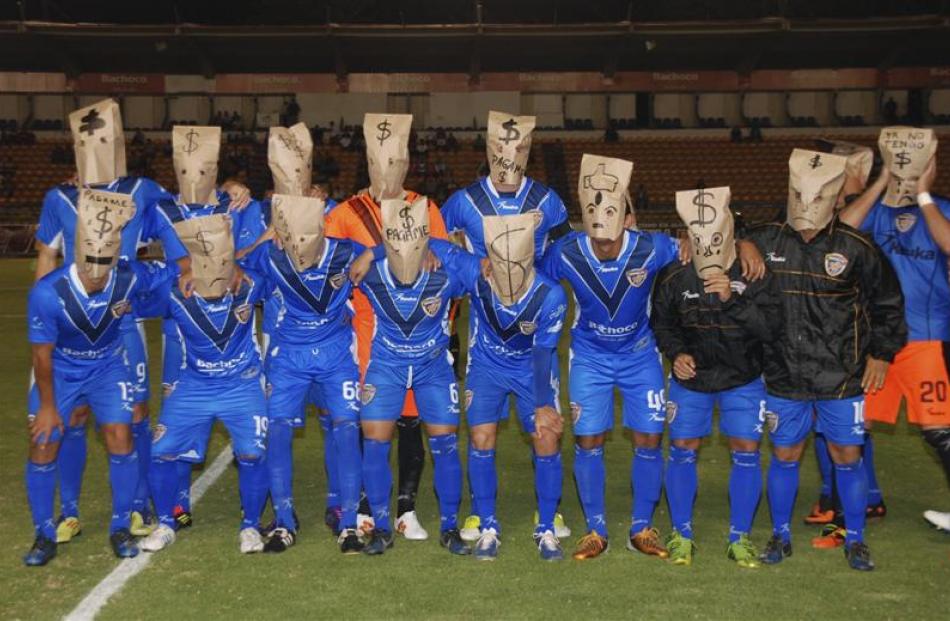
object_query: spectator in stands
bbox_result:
[435,128,447,151]
[636,183,649,212]
[131,130,145,146]
[339,130,352,150]
[605,125,619,143]
[446,131,458,152]
[883,97,898,124]
[730,126,742,143]
[749,120,763,142]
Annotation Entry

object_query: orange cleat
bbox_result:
[572,532,609,560]
[804,497,836,525]
[626,527,670,559]
[811,525,846,549]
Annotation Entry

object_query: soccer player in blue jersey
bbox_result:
[23,189,180,565]
[138,214,270,554]
[838,128,950,533]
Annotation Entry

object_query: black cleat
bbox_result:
[844,541,875,571]
[263,527,297,553]
[439,529,471,556]
[338,529,364,555]
[23,535,57,566]
[363,530,394,556]
[759,535,792,565]
[173,506,193,530]
[109,528,140,559]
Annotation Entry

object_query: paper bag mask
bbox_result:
[70,99,127,186]
[818,139,874,188]
[381,195,429,285]
[483,213,537,306]
[75,189,136,280]
[787,149,847,232]
[878,127,938,207]
[579,154,633,241]
[271,193,326,272]
[174,214,234,298]
[675,186,736,277]
[364,113,412,201]
[173,126,220,205]
[269,123,313,196]
[486,111,536,188]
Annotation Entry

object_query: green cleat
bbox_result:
[727,535,761,569]
[666,530,695,566]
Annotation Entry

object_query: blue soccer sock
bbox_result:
[728,450,762,542]
[26,460,57,540]
[108,450,139,534]
[320,414,341,510]
[265,418,296,529]
[429,433,462,533]
[57,425,87,519]
[534,451,562,535]
[362,439,393,533]
[835,459,868,544]
[332,420,361,531]
[131,419,151,515]
[766,457,800,543]
[863,433,882,505]
[175,461,192,512]
[664,445,698,539]
[148,458,179,530]
[236,456,268,531]
[631,446,664,533]
[814,433,833,498]
[573,444,607,536]
[467,445,498,533]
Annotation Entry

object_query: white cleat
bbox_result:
[239,527,265,554]
[357,513,376,537]
[140,524,176,552]
[923,510,950,532]
[395,511,429,540]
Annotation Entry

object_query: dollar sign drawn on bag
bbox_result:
[80,109,105,136]
[499,119,520,145]
[376,120,392,146]
[809,154,822,169]
[488,224,528,298]
[399,204,415,232]
[894,150,911,170]
[93,205,113,239]
[689,189,716,228]
[183,129,200,154]
[195,230,214,256]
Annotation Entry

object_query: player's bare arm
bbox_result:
[29,343,62,448]
[838,170,889,229]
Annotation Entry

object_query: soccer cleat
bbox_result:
[726,536,760,569]
[130,511,157,537]
[240,527,265,554]
[811,524,846,549]
[356,513,375,537]
[338,529,364,555]
[262,527,296,553]
[844,541,875,571]
[759,535,792,565]
[23,536,57,566]
[533,510,572,539]
[363,530,395,556]
[535,530,564,561]
[627,527,669,559]
[572,532,609,560]
[55,516,82,543]
[140,524,176,552]
[460,515,481,542]
[109,529,140,559]
[324,506,342,535]
[173,506,193,530]
[666,530,695,566]
[803,496,836,525]
[866,500,887,519]
[395,510,429,540]
[473,528,500,561]
[439,529,472,556]
[923,510,950,532]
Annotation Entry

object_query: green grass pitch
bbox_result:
[0,257,947,620]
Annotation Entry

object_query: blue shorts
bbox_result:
[154,368,267,462]
[569,347,666,436]
[464,358,560,434]
[667,377,767,441]
[28,355,134,444]
[265,337,360,427]
[263,331,333,412]
[121,317,149,405]
[361,353,459,426]
[765,394,866,447]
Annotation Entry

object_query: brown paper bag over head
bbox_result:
[483,213,537,306]
[70,98,126,186]
[878,127,937,207]
[818,139,874,188]
[787,149,847,232]
[364,113,412,201]
[578,153,633,241]
[174,214,234,298]
[268,123,313,196]
[675,186,736,277]
[75,189,136,280]
[271,193,326,272]
[381,195,429,285]
[173,126,221,205]
[486,111,536,189]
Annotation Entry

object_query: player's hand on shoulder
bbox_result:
[737,240,765,281]
[480,258,492,280]
[422,249,441,273]
[678,235,692,265]
[178,265,195,298]
[861,357,890,394]
[672,354,697,381]
[30,403,63,447]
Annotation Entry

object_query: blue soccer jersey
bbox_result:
[149,192,266,255]
[860,197,950,341]
[541,230,679,356]
[441,176,569,260]
[36,176,186,263]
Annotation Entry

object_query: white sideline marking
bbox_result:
[63,445,234,621]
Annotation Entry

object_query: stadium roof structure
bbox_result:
[1,0,948,76]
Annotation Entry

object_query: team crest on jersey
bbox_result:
[234,303,252,324]
[518,321,537,335]
[665,400,678,424]
[823,253,848,277]
[152,424,167,443]
[764,411,779,433]
[110,300,132,318]
[421,296,442,317]
[626,268,647,288]
[895,212,917,233]
[329,272,346,289]
[361,384,377,405]
[464,389,473,409]
[570,402,582,424]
